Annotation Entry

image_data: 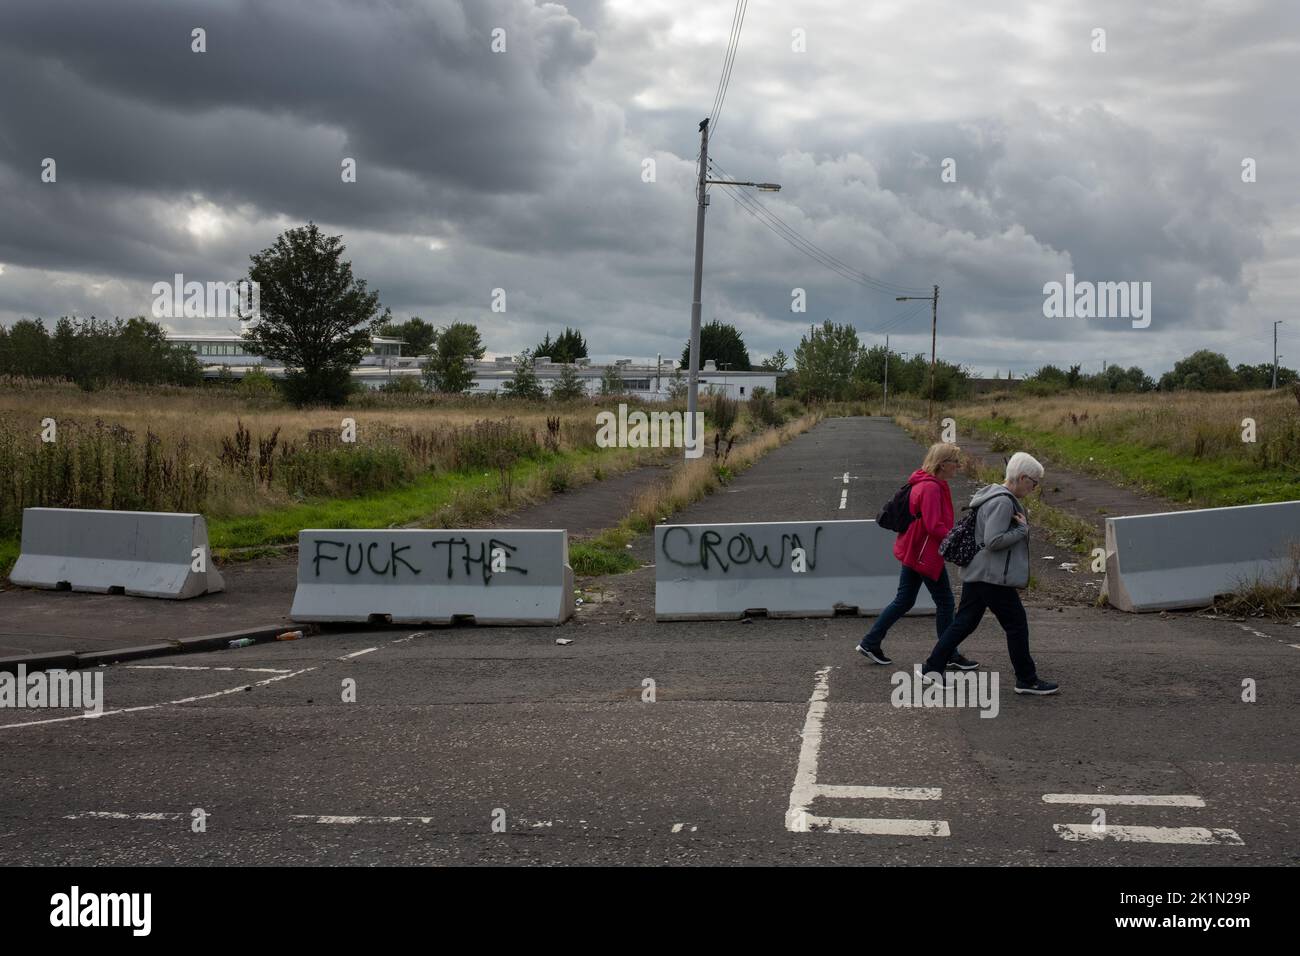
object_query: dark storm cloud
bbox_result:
[0,0,1294,375]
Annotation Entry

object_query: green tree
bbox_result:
[380,317,437,357]
[794,321,860,401]
[681,319,752,371]
[3,319,53,377]
[599,365,626,396]
[422,321,484,393]
[759,348,788,372]
[241,222,388,406]
[533,327,588,363]
[503,350,545,400]
[1158,350,1237,392]
[550,362,587,401]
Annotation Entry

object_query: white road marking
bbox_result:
[64,811,182,821]
[671,823,698,833]
[1054,824,1244,845]
[838,489,848,510]
[814,785,941,800]
[807,816,950,836]
[0,666,318,730]
[292,815,434,824]
[1043,793,1205,807]
[339,647,378,660]
[127,665,292,674]
[785,666,948,837]
[1289,645,1300,651]
[842,472,850,484]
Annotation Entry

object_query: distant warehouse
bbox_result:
[166,333,776,401]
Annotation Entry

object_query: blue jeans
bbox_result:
[862,564,955,647]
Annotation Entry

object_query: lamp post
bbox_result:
[896,286,939,420]
[687,117,780,455]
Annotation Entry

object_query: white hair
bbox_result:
[1005,451,1044,483]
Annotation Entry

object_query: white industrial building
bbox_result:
[168,333,778,400]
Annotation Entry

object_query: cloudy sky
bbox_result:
[1,0,1297,376]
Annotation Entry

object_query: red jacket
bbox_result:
[892,468,954,581]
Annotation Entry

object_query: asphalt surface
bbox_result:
[1,417,1296,865]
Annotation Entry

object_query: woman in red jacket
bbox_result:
[857,442,975,670]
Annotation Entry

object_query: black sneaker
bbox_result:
[1014,678,1059,695]
[857,643,893,665]
[947,653,979,671]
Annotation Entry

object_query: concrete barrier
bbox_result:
[290,529,574,625]
[9,508,224,599]
[654,519,935,621]
[1104,502,1300,612]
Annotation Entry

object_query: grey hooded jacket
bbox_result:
[960,483,1030,588]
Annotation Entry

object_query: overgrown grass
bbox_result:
[568,411,825,578]
[911,388,1300,507]
[570,526,641,577]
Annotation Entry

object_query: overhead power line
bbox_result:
[710,159,930,297]
[708,0,748,143]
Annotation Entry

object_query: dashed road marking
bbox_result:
[807,816,949,836]
[815,785,941,800]
[786,666,949,837]
[671,823,698,833]
[64,811,182,821]
[1043,793,1206,807]
[128,665,292,674]
[0,666,318,730]
[339,647,379,660]
[1053,824,1244,846]
[292,815,434,824]
[838,489,848,510]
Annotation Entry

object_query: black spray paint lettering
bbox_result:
[430,537,527,585]
[661,526,822,572]
[311,539,421,578]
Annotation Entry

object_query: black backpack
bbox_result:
[939,491,1014,567]
[877,482,919,533]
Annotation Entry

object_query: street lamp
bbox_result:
[687,117,781,455]
[896,288,940,420]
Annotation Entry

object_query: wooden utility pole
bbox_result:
[928,284,939,421]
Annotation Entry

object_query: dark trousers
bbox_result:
[923,580,1037,682]
[862,564,955,646]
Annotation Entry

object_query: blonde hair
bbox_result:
[921,442,961,475]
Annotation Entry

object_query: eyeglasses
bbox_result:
[1024,476,1040,488]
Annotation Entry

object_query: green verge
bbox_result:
[961,416,1299,507]
[570,526,641,577]
[0,447,627,576]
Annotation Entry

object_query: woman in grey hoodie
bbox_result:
[921,452,1059,695]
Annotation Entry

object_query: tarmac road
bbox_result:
[1,417,1296,865]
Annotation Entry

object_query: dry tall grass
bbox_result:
[947,388,1300,468]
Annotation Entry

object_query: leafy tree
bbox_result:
[793,321,860,401]
[241,222,388,406]
[1235,362,1298,389]
[1158,350,1237,392]
[681,319,752,371]
[422,321,484,393]
[502,350,545,400]
[380,317,437,357]
[533,327,588,364]
[2,315,199,389]
[550,362,587,401]
[759,349,788,372]
[599,365,626,396]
